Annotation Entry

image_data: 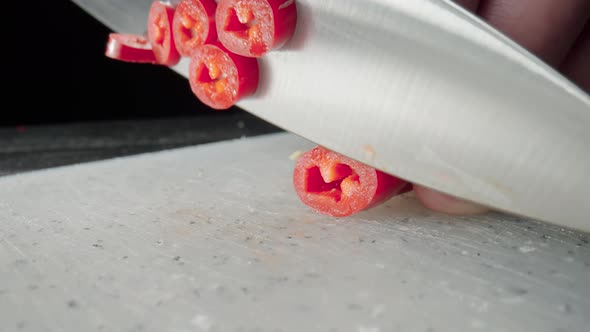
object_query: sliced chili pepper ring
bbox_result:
[293,147,411,217]
[216,0,298,57]
[172,0,218,57]
[148,1,181,66]
[189,43,259,110]
[104,33,158,64]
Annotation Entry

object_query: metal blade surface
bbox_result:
[71,0,590,232]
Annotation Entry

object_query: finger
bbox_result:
[414,185,491,215]
[561,23,590,93]
[452,0,481,12]
[478,0,590,66]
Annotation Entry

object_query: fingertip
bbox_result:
[414,185,491,215]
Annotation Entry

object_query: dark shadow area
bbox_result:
[6,1,251,126]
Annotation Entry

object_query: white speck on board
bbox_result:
[501,296,525,304]
[371,304,386,318]
[357,291,370,300]
[471,320,485,329]
[519,245,537,253]
[471,301,489,313]
[358,327,380,332]
[191,314,213,331]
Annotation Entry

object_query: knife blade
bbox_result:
[71,0,590,232]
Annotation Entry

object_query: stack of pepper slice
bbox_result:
[105,0,297,110]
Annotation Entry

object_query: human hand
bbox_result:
[414,0,589,215]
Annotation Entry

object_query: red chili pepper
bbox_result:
[148,1,181,66]
[215,0,298,58]
[104,33,158,64]
[293,146,412,217]
[172,0,218,57]
[189,43,259,110]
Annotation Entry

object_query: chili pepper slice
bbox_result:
[148,1,181,66]
[172,0,218,57]
[293,146,412,217]
[216,0,298,58]
[189,43,259,110]
[104,33,158,64]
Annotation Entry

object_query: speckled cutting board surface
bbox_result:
[1,133,588,332]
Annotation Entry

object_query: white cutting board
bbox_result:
[1,133,588,332]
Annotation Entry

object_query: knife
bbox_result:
[70,0,590,232]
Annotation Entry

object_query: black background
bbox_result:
[8,1,236,126]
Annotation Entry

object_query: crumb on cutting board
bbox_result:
[289,150,304,160]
